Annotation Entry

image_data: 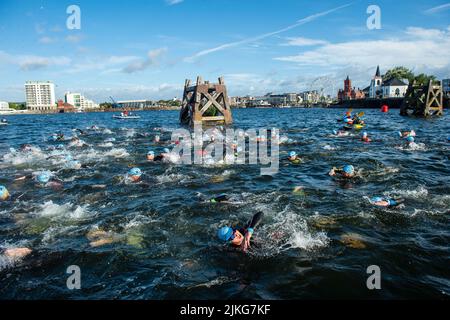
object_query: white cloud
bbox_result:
[66,34,83,43]
[424,3,450,14]
[67,55,140,74]
[0,51,71,70]
[275,25,450,75]
[282,37,329,46]
[184,2,353,62]
[39,36,56,44]
[122,47,168,73]
[166,0,184,5]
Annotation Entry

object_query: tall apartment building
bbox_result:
[65,92,99,111]
[25,81,56,112]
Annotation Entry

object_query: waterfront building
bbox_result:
[65,92,99,111]
[0,101,10,110]
[116,100,152,109]
[382,78,408,98]
[301,91,320,104]
[57,100,76,113]
[25,81,56,112]
[337,76,365,102]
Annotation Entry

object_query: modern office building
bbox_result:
[65,92,99,111]
[25,81,56,112]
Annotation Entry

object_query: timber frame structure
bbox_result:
[400,80,444,116]
[179,76,233,126]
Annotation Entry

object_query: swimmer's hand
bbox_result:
[242,232,252,252]
[329,167,337,176]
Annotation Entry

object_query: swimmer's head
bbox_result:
[362,132,368,137]
[0,185,10,201]
[163,148,170,154]
[289,151,297,158]
[217,226,233,242]
[147,150,155,161]
[406,136,414,143]
[37,172,51,185]
[343,165,355,175]
[371,196,383,203]
[128,167,142,182]
[56,144,64,150]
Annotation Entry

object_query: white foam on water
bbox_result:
[99,142,114,148]
[385,186,428,199]
[33,201,91,219]
[3,147,47,166]
[322,144,337,151]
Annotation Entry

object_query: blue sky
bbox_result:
[0,0,449,102]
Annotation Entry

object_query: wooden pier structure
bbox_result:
[179,76,233,126]
[400,80,444,117]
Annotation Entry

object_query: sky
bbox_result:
[0,0,449,102]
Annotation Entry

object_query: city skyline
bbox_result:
[0,0,449,102]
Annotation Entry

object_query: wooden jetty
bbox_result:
[179,76,233,126]
[400,80,444,116]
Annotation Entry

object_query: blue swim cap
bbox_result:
[289,151,297,157]
[343,165,354,174]
[0,185,8,199]
[406,136,414,142]
[128,167,142,177]
[37,172,51,184]
[217,226,233,242]
[333,130,338,135]
[147,150,155,155]
[344,118,351,123]
[163,148,170,153]
[371,196,383,203]
[362,132,368,136]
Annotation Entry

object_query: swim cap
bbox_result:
[333,130,338,135]
[163,148,170,153]
[371,196,383,203]
[344,118,351,123]
[217,226,233,242]
[343,165,354,174]
[147,151,155,156]
[362,132,368,137]
[56,144,64,150]
[37,172,51,184]
[0,185,9,200]
[406,136,414,142]
[128,167,142,177]
[289,151,297,158]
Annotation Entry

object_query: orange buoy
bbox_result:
[381,105,389,113]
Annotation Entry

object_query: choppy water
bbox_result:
[0,108,449,299]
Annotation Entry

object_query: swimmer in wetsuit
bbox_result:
[370,196,405,208]
[217,211,264,252]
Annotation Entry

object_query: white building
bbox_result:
[0,101,10,110]
[25,81,56,112]
[65,92,99,111]
[369,66,383,98]
[382,78,408,98]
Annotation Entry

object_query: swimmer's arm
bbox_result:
[329,167,339,176]
[14,174,32,181]
[243,228,254,252]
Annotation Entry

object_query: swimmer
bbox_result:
[127,167,142,182]
[287,151,301,164]
[361,132,371,143]
[0,185,10,201]
[329,165,355,178]
[217,211,264,252]
[1,118,7,124]
[146,151,165,162]
[19,144,34,152]
[333,129,350,137]
[398,130,416,138]
[370,196,405,208]
[35,172,63,188]
[209,194,229,203]
[1,247,32,259]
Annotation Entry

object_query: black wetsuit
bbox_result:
[236,211,264,236]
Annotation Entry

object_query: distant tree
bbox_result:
[383,66,414,83]
[413,73,436,86]
[9,102,26,110]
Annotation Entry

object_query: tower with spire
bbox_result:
[369,65,383,98]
